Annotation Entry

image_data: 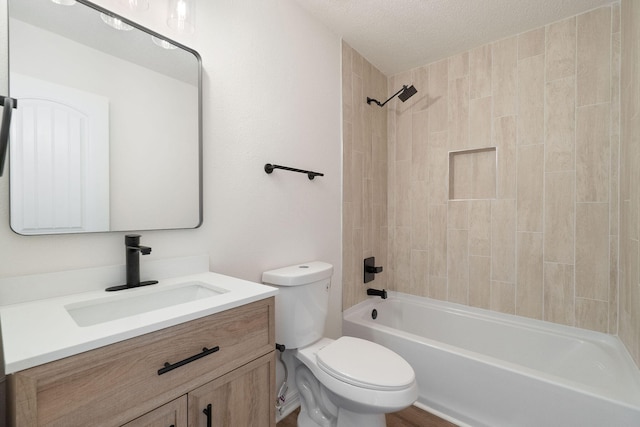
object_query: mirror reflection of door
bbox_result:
[10,74,109,234]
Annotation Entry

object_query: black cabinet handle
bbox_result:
[203,403,212,427]
[157,346,220,375]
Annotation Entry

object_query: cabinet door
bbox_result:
[121,395,187,427]
[188,352,275,427]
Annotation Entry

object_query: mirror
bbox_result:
[7,0,202,235]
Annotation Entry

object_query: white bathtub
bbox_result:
[343,292,640,427]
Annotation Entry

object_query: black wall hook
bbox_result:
[264,163,324,180]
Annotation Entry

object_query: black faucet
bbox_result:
[367,288,387,299]
[106,234,158,292]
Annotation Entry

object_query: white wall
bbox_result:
[0,0,343,336]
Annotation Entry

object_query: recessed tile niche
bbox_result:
[448,147,497,200]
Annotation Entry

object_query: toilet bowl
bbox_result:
[296,337,417,425]
[262,262,417,427]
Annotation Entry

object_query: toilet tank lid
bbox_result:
[262,261,333,286]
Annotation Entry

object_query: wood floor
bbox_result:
[277,405,457,427]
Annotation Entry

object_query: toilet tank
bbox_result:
[262,262,333,349]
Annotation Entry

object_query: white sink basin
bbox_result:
[65,281,228,327]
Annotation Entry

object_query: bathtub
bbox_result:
[343,292,640,427]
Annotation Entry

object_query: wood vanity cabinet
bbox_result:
[121,395,187,427]
[6,298,276,427]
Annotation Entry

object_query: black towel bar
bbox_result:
[264,163,324,180]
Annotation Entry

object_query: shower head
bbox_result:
[398,85,417,102]
[366,84,418,107]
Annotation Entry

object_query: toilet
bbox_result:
[262,261,417,427]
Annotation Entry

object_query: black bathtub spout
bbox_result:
[367,288,387,299]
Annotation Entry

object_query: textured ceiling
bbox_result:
[293,0,616,76]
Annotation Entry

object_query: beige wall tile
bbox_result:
[352,49,364,77]
[448,200,469,230]
[577,7,611,107]
[470,44,492,99]
[411,180,429,250]
[395,107,412,161]
[492,36,518,118]
[429,276,448,300]
[395,160,411,227]
[448,76,470,150]
[546,17,576,82]
[373,134,387,203]
[427,131,449,204]
[428,204,448,277]
[518,27,545,59]
[609,235,619,334]
[544,262,575,326]
[363,178,373,252]
[352,227,364,299]
[495,116,517,199]
[429,59,449,133]
[612,2,620,34]
[449,51,469,80]
[576,298,609,333]
[353,75,365,152]
[342,45,387,310]
[576,203,610,300]
[612,32,621,126]
[518,54,545,145]
[387,226,396,290]
[469,255,491,309]
[491,199,516,282]
[576,104,610,202]
[343,122,354,203]
[611,31,621,237]
[387,152,396,229]
[411,250,429,296]
[517,144,544,232]
[544,171,575,264]
[517,232,544,319]
[412,110,429,182]
[448,229,469,304]
[490,281,516,314]
[469,200,492,256]
[351,150,364,228]
[469,96,493,148]
[394,226,412,291]
[545,77,576,172]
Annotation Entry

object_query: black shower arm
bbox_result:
[0,96,17,178]
[366,85,408,107]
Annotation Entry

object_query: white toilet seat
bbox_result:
[295,337,418,413]
[316,336,415,391]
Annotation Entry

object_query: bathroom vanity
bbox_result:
[0,270,278,427]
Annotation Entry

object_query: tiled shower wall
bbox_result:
[342,43,388,309]
[620,0,640,364]
[343,3,622,335]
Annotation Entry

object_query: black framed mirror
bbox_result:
[7,0,202,235]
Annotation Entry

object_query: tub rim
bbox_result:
[343,291,640,410]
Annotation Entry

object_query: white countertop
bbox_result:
[0,272,278,374]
